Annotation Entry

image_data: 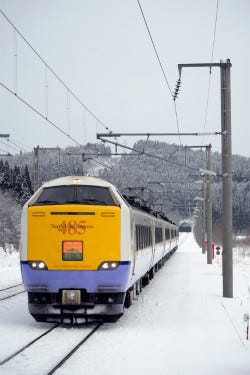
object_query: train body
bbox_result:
[20,176,178,323]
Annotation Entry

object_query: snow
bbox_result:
[0,234,250,375]
[0,247,22,289]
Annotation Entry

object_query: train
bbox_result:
[20,176,178,323]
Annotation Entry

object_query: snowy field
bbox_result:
[0,233,250,375]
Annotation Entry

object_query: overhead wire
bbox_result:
[8,139,31,153]
[0,147,10,155]
[0,139,19,153]
[0,80,83,147]
[201,0,220,146]
[89,158,113,169]
[0,9,111,145]
[99,136,201,173]
[136,0,182,146]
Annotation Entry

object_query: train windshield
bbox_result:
[33,185,117,206]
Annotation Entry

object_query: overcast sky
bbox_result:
[0,0,249,157]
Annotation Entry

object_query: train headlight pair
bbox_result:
[98,261,119,270]
[28,261,48,270]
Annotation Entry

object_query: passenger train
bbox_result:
[20,176,178,323]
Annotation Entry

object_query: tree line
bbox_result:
[0,160,33,248]
[0,141,249,249]
[0,160,33,204]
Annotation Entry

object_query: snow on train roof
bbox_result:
[42,176,116,189]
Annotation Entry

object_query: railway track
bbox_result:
[0,321,103,374]
[0,282,23,291]
[0,324,59,366]
[0,283,25,301]
[47,322,103,375]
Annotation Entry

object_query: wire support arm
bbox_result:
[97,132,220,138]
[178,61,231,77]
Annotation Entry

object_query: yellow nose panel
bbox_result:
[27,205,120,270]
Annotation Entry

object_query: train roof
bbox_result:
[123,195,176,226]
[37,176,177,226]
[41,176,116,189]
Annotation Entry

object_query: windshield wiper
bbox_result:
[64,200,81,204]
[35,200,60,205]
[81,198,107,205]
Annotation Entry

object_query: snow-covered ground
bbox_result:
[0,234,250,375]
[0,246,22,289]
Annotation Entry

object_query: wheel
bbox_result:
[136,280,142,295]
[124,288,133,308]
[142,272,150,287]
[149,267,155,279]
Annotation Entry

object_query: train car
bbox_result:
[20,176,178,323]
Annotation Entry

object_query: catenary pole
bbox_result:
[220,59,233,297]
[206,144,213,264]
[201,174,206,254]
[178,59,233,297]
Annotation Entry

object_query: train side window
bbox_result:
[135,225,152,250]
[155,227,163,244]
[165,228,170,240]
[149,228,152,246]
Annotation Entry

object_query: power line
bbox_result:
[136,0,182,146]
[8,139,30,153]
[211,0,219,65]
[0,147,11,155]
[11,138,32,152]
[0,9,111,138]
[0,139,19,153]
[88,158,113,170]
[0,80,83,147]
[136,0,172,96]
[202,0,220,145]
[0,137,29,154]
[99,136,203,173]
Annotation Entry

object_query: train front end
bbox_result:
[20,176,131,323]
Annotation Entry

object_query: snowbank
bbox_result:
[0,246,22,289]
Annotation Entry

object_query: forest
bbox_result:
[0,140,249,248]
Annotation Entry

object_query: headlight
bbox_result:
[98,261,119,270]
[28,261,48,270]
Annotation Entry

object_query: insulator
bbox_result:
[176,78,181,86]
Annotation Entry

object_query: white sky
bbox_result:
[0,0,249,157]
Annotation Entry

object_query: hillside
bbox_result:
[1,140,250,248]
